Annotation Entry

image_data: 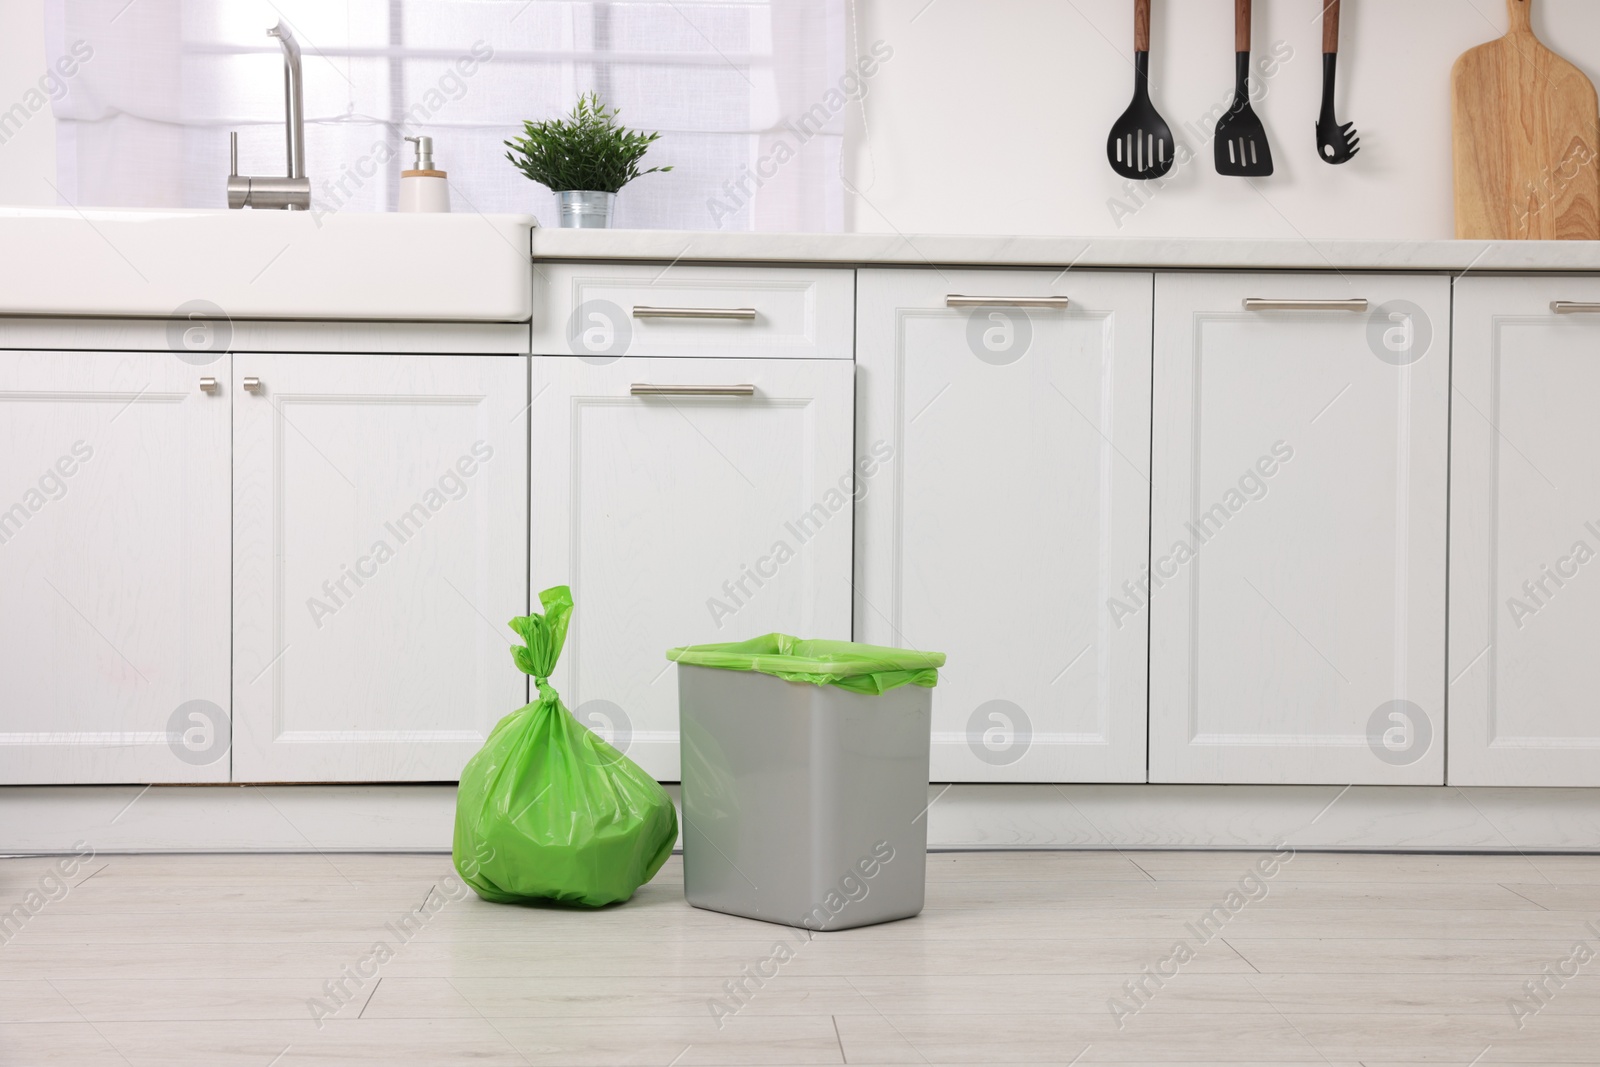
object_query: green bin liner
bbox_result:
[453,586,677,907]
[666,634,945,695]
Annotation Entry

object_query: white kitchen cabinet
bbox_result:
[529,357,854,779]
[1450,276,1600,786]
[1149,273,1449,785]
[855,269,1153,783]
[0,352,230,784]
[232,354,528,782]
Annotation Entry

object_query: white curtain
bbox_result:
[45,0,845,230]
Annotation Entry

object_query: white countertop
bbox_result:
[531,229,1600,272]
[0,209,537,322]
[5,209,1599,325]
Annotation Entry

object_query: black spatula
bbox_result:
[1214,0,1274,176]
[1107,0,1174,180]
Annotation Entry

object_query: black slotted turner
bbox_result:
[1215,0,1274,176]
[1106,0,1174,180]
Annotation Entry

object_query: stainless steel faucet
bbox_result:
[228,21,311,210]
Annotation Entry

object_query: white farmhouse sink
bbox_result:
[0,208,536,322]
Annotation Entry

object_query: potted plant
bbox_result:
[504,93,672,228]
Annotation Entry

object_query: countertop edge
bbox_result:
[528,231,1600,272]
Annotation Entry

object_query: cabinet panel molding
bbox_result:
[856,268,1153,783]
[0,352,230,783]
[232,353,528,782]
[530,356,855,780]
[1149,272,1449,785]
[1450,275,1600,786]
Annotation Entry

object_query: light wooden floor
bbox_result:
[2,849,1599,1065]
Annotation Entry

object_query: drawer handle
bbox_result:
[630,383,756,397]
[946,295,1070,308]
[631,305,758,320]
[242,376,263,394]
[199,376,219,394]
[1551,301,1600,313]
[1243,298,1369,311]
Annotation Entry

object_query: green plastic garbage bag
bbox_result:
[666,635,945,694]
[453,585,677,907]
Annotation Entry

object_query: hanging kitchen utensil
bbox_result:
[1452,0,1600,239]
[1107,0,1174,179]
[1214,0,1274,176]
[1315,0,1359,163]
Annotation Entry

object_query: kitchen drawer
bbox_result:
[531,263,854,359]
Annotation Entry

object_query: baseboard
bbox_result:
[923,783,1600,852]
[2,783,1598,854]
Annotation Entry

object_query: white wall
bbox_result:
[0,0,54,206]
[844,0,1600,239]
[5,0,1600,239]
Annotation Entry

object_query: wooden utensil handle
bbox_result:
[1236,0,1251,53]
[1135,0,1150,52]
[1322,0,1341,54]
[1507,0,1532,34]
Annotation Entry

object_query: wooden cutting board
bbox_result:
[1452,0,1600,239]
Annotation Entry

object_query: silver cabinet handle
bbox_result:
[630,383,756,397]
[243,376,263,394]
[1552,302,1600,313]
[199,377,219,394]
[631,306,757,320]
[946,295,1070,308]
[1243,298,1369,311]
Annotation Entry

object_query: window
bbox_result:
[46,0,846,230]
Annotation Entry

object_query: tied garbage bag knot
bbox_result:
[452,585,677,908]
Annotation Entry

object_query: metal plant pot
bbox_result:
[557,190,615,228]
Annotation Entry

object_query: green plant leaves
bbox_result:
[504,92,673,194]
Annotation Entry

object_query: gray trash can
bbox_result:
[668,636,945,932]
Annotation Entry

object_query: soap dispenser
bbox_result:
[399,135,450,213]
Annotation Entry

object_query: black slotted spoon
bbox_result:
[1106,0,1174,180]
[1214,0,1274,176]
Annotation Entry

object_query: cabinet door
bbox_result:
[1150,273,1449,785]
[856,269,1153,782]
[233,354,527,782]
[530,357,854,780]
[0,352,229,783]
[1450,276,1600,786]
